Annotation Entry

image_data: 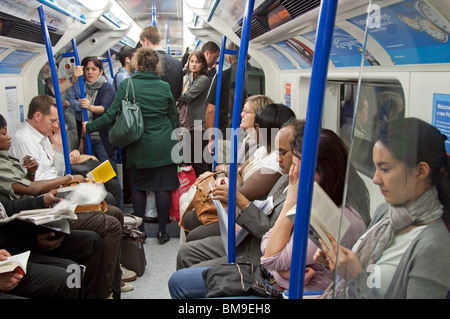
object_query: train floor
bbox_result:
[121,206,181,299]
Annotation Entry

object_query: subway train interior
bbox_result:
[0,0,449,301]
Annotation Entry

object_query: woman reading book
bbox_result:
[168,128,371,298]
[317,117,450,299]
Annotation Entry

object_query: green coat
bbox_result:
[86,71,177,169]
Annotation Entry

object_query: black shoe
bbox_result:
[144,216,158,223]
[157,232,170,245]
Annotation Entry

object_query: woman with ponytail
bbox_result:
[318,117,450,299]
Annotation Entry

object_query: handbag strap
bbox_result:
[125,78,136,103]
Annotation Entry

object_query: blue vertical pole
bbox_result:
[213,37,237,170]
[71,38,92,156]
[288,0,338,299]
[213,35,227,170]
[166,17,172,55]
[152,0,157,26]
[38,5,71,174]
[106,49,114,79]
[227,0,255,264]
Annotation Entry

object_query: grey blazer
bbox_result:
[178,74,210,127]
[176,175,289,269]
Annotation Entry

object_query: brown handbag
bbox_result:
[179,171,227,230]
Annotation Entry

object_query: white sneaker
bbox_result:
[121,264,137,282]
[121,281,134,292]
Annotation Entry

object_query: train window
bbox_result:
[337,81,405,177]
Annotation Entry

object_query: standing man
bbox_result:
[113,46,136,92]
[140,26,183,101]
[201,41,220,80]
[205,43,246,162]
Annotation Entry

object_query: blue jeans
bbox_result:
[168,267,278,299]
[168,267,210,299]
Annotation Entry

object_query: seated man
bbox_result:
[0,192,109,299]
[0,113,129,298]
[176,118,303,269]
[10,95,122,208]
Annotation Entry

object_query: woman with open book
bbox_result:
[168,128,371,298]
[317,118,450,299]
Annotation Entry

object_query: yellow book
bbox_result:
[86,160,116,183]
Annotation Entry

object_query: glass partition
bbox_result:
[331,0,450,299]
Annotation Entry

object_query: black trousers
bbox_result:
[5,230,109,299]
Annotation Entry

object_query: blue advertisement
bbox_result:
[432,93,450,155]
[0,50,39,74]
[347,0,450,65]
[301,27,379,67]
[259,45,297,70]
[274,39,313,69]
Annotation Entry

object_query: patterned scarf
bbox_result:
[321,187,443,299]
[85,76,107,105]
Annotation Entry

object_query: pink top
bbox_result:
[260,206,368,291]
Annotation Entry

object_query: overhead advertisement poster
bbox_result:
[432,93,450,155]
[274,39,313,69]
[0,50,39,74]
[301,27,379,67]
[260,45,297,70]
[347,0,450,65]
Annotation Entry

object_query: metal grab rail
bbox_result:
[38,5,71,175]
[212,36,237,170]
[227,0,255,264]
[61,39,93,156]
[288,0,338,299]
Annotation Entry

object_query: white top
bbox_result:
[352,222,427,297]
[9,121,65,181]
[241,146,282,182]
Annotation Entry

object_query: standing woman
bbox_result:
[84,48,179,244]
[318,117,450,299]
[177,50,211,177]
[67,57,118,169]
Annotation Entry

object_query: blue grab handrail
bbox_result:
[106,49,115,80]
[38,5,71,174]
[37,0,86,25]
[227,0,255,264]
[288,0,338,299]
[152,0,157,26]
[212,36,237,170]
[71,38,93,156]
[212,35,227,171]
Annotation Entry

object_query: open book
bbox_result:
[286,182,350,251]
[0,250,30,275]
[86,160,116,183]
[0,251,30,275]
[0,205,78,236]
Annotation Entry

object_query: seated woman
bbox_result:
[180,103,296,242]
[168,128,371,298]
[260,128,371,292]
[317,117,450,299]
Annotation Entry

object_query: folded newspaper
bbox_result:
[286,182,350,251]
[0,183,107,235]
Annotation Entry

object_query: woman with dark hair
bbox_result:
[84,48,179,244]
[177,50,211,177]
[180,103,296,242]
[67,57,117,169]
[318,117,450,299]
[168,127,370,298]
